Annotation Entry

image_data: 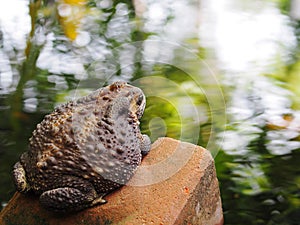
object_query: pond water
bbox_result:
[0,0,299,224]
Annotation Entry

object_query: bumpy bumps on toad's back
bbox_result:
[12,81,151,212]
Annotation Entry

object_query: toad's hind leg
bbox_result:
[39,176,105,212]
[12,161,30,193]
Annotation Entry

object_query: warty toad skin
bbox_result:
[13,81,151,212]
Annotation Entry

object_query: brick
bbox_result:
[0,137,223,225]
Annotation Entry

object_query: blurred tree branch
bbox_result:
[10,0,43,132]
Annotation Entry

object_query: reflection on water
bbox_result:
[200,0,296,74]
[220,75,297,155]
[0,0,300,224]
[201,1,300,223]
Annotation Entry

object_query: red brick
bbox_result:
[0,137,223,225]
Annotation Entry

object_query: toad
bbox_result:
[12,81,151,212]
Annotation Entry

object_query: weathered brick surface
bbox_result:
[0,137,223,225]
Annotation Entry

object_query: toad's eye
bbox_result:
[136,95,144,106]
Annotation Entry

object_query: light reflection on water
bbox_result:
[200,0,296,74]
[217,71,300,158]
[200,0,300,157]
[0,0,30,92]
[200,0,300,222]
[0,0,30,50]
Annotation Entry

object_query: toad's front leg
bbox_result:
[140,134,151,156]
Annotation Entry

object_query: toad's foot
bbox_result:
[91,194,107,206]
[39,176,98,212]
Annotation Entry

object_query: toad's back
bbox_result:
[13,81,151,212]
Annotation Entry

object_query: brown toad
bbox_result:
[12,81,151,212]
